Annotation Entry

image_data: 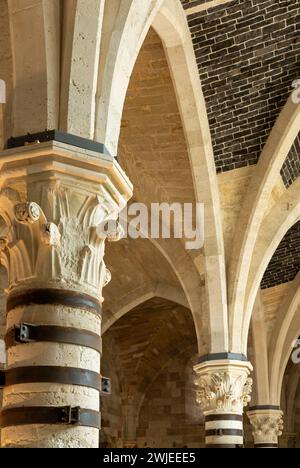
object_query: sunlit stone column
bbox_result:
[0,285,7,444]
[247,407,283,448]
[194,358,253,448]
[0,338,5,443]
[0,142,132,448]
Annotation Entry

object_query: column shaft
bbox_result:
[0,142,132,448]
[205,414,244,448]
[1,293,101,448]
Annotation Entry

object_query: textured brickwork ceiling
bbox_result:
[281,133,300,188]
[104,298,197,395]
[261,220,300,289]
[186,0,300,173]
[181,0,208,8]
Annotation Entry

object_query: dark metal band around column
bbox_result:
[205,414,243,422]
[197,353,248,364]
[5,366,101,391]
[205,429,243,437]
[7,130,110,156]
[248,405,281,411]
[5,324,102,353]
[206,444,242,448]
[0,406,100,429]
[205,413,244,448]
[254,443,278,448]
[7,289,101,317]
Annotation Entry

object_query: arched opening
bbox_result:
[264,222,300,407]
[98,0,228,355]
[103,26,204,345]
[280,359,300,448]
[100,297,202,448]
[100,26,206,448]
[245,219,300,446]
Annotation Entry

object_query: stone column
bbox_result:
[247,407,283,448]
[0,141,132,448]
[0,282,7,444]
[0,344,4,443]
[194,358,253,448]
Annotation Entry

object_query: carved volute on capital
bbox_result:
[194,360,253,414]
[15,202,41,224]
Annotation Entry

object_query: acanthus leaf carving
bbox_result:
[0,175,126,299]
[248,411,284,444]
[194,365,253,414]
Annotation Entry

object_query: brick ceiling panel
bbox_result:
[261,220,300,289]
[281,133,300,188]
[181,0,208,8]
[185,0,300,173]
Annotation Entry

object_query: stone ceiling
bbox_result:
[261,220,300,289]
[103,27,200,323]
[103,237,182,328]
[113,4,300,293]
[118,28,196,206]
[103,297,197,396]
[182,0,300,289]
[184,0,300,180]
[281,133,300,188]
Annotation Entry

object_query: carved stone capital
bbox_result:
[194,360,253,414]
[247,409,284,445]
[0,144,133,300]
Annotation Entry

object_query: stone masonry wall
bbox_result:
[136,355,205,448]
[100,335,124,448]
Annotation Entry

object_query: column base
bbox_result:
[254,443,278,448]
